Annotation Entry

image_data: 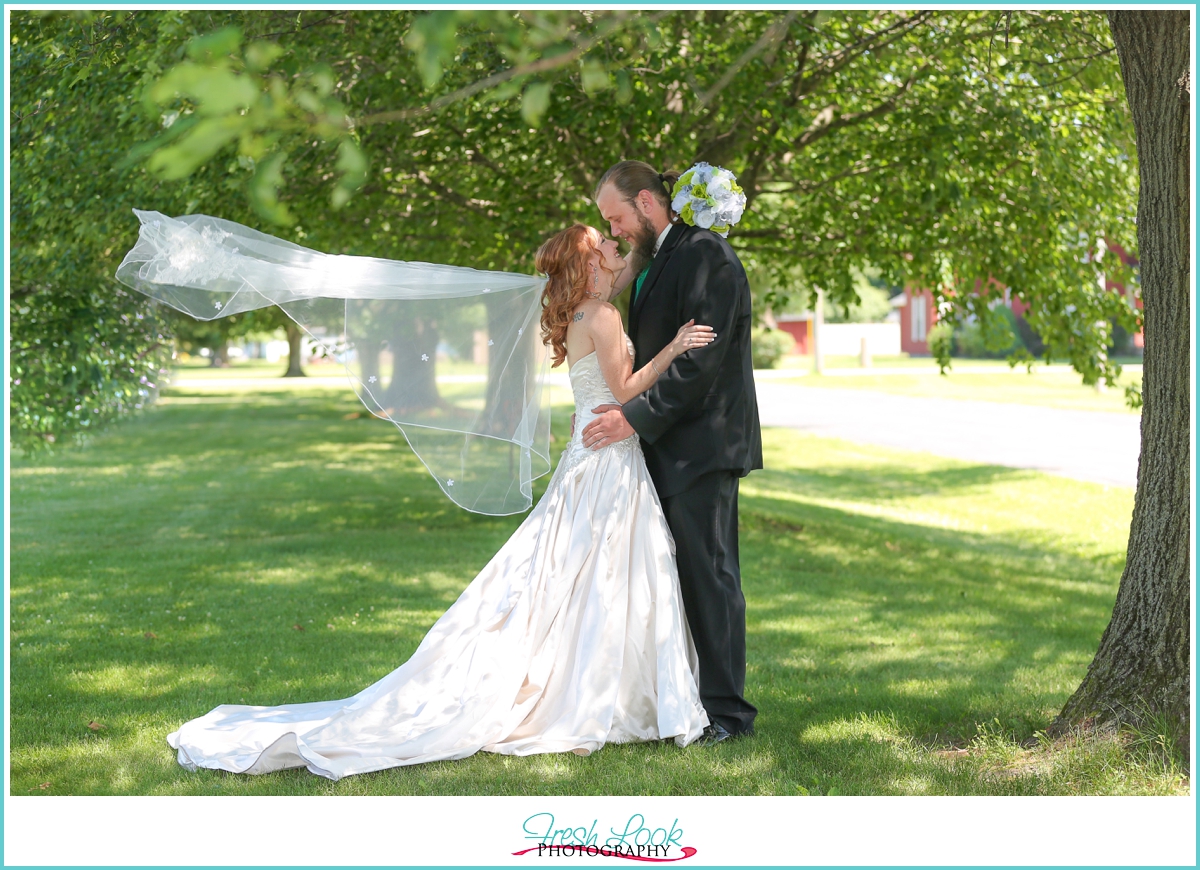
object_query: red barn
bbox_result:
[775,314,811,355]
[899,244,1141,356]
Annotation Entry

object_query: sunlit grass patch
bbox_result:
[770,364,1143,414]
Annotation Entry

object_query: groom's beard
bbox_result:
[630,211,658,267]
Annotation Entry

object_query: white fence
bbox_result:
[816,322,900,356]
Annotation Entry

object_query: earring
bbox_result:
[588,266,601,298]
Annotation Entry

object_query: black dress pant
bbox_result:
[659,470,757,735]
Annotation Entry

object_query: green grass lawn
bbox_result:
[9,372,1185,795]
[172,355,491,380]
[775,353,1145,371]
[770,363,1143,415]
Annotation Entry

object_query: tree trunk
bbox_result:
[1055,11,1190,755]
[209,339,230,368]
[283,321,306,378]
[481,296,531,437]
[382,315,440,412]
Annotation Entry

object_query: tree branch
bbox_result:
[413,170,492,215]
[809,11,933,79]
[767,158,897,197]
[695,12,800,109]
[249,12,344,42]
[792,66,926,152]
[134,341,165,361]
[737,21,816,205]
[355,12,653,127]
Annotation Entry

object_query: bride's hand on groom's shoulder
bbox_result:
[667,320,715,359]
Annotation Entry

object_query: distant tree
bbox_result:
[10,12,190,448]
[165,307,304,375]
[7,10,345,451]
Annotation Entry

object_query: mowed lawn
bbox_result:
[768,358,1143,415]
[9,371,1186,795]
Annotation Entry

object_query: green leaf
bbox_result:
[521,81,552,127]
[146,115,245,179]
[580,59,612,95]
[237,130,279,161]
[248,151,294,226]
[150,63,259,116]
[306,64,335,97]
[405,11,459,89]
[615,69,633,104]
[332,139,368,209]
[118,114,200,170]
[485,80,523,103]
[185,26,242,63]
[245,41,284,73]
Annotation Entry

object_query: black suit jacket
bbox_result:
[621,223,763,498]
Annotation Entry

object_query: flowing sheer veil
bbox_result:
[116,209,552,516]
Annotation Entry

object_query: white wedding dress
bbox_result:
[168,340,709,780]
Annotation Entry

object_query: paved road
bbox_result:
[753,380,1141,488]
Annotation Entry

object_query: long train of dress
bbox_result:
[167,345,709,780]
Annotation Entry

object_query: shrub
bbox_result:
[1015,313,1046,356]
[954,306,1025,358]
[751,327,795,369]
[927,322,955,362]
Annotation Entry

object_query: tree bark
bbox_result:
[283,321,306,378]
[209,339,230,368]
[382,315,440,412]
[1055,11,1191,755]
[481,296,531,436]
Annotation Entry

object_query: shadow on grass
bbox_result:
[10,392,1131,795]
[746,455,1033,504]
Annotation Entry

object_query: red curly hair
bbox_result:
[536,224,616,367]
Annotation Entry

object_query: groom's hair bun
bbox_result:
[595,161,679,212]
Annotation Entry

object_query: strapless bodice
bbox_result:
[561,337,640,465]
[569,352,618,418]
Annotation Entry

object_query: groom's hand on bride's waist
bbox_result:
[582,404,634,450]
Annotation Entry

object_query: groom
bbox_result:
[583,160,763,744]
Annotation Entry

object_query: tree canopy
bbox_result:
[10,10,1141,449]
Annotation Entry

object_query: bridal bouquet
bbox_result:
[670,162,747,237]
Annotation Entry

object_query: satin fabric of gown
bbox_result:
[167,340,709,780]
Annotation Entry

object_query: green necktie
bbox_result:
[633,265,651,306]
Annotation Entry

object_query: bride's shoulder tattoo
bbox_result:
[573,311,585,322]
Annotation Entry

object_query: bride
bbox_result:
[166,224,717,780]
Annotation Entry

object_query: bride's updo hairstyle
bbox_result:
[536,224,615,368]
[593,160,681,213]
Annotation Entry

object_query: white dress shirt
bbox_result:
[652,224,672,257]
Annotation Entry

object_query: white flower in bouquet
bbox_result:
[670,162,747,237]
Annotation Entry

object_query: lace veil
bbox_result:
[116,209,552,515]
